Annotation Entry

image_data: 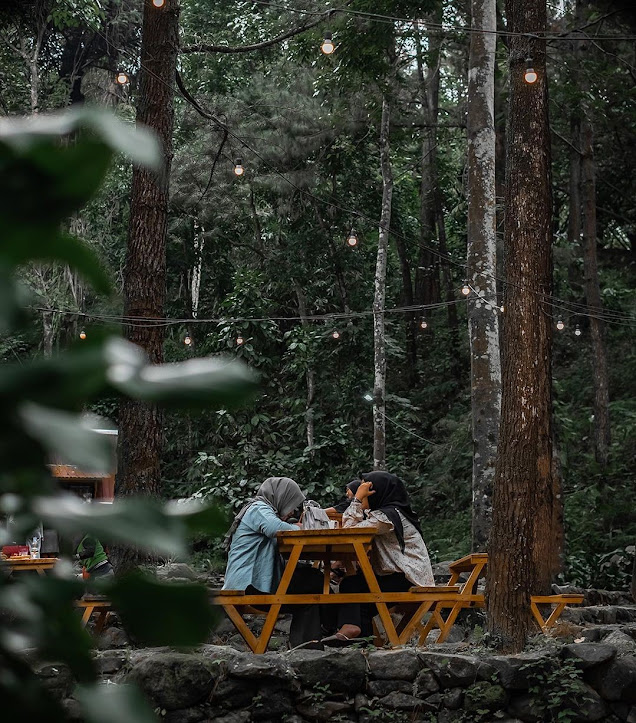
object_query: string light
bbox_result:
[233,158,244,176]
[419,319,428,330]
[331,330,340,339]
[574,324,582,337]
[363,393,373,402]
[524,60,538,84]
[236,335,244,345]
[152,0,165,6]
[321,32,335,55]
[115,71,129,85]
[556,318,565,331]
[461,283,471,296]
[79,329,87,340]
[346,228,358,247]
[499,305,505,313]
[184,335,192,346]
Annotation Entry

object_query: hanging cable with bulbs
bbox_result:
[73,4,635,335]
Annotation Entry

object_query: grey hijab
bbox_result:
[223,476,305,550]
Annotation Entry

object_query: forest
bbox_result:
[1,0,635,646]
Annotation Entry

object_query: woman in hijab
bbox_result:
[325,479,361,515]
[322,471,434,646]
[223,476,323,647]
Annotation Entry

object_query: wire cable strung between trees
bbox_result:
[73,6,635,330]
[247,0,636,40]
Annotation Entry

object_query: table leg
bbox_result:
[81,605,94,627]
[95,610,109,635]
[353,541,400,647]
[224,605,260,653]
[254,604,282,654]
[397,600,435,645]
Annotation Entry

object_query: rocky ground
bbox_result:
[39,562,636,722]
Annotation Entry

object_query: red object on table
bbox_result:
[2,545,29,557]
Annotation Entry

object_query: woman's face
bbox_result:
[345,488,354,500]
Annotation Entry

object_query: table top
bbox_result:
[276,527,378,560]
[3,557,58,570]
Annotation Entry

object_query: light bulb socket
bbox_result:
[116,72,129,85]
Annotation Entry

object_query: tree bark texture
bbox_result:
[414,18,442,310]
[116,0,179,549]
[580,117,611,466]
[487,0,555,652]
[467,0,501,552]
[373,94,393,471]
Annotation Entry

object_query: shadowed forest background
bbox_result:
[1,0,634,590]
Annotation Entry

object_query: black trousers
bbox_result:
[336,571,411,638]
[248,565,324,648]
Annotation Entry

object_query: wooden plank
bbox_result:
[212,591,471,606]
[448,553,488,574]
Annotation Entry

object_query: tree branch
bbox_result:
[181,7,338,55]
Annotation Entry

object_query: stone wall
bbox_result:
[50,640,636,723]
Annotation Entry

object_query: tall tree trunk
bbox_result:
[115,0,180,570]
[467,0,501,552]
[580,116,611,466]
[373,93,394,471]
[293,281,316,456]
[393,231,418,386]
[487,0,555,652]
[413,18,442,309]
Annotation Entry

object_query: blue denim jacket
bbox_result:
[222,501,297,593]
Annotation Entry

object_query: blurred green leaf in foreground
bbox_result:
[0,109,258,722]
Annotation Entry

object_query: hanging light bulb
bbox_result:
[233,158,244,176]
[500,305,505,313]
[116,71,129,85]
[152,0,165,6]
[556,318,565,331]
[331,330,340,339]
[346,228,358,247]
[419,319,428,330]
[236,335,244,346]
[184,335,192,346]
[79,329,87,340]
[461,283,471,296]
[524,59,538,84]
[363,393,373,402]
[321,32,335,55]
[574,324,582,337]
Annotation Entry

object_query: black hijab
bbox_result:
[333,479,361,514]
[362,471,423,551]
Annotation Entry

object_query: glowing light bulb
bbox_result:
[363,393,373,402]
[184,335,192,346]
[524,60,538,84]
[236,335,244,346]
[321,32,335,55]
[346,229,358,247]
[419,319,428,330]
[556,318,564,331]
[116,71,129,85]
[331,330,340,339]
[233,158,244,176]
[500,305,505,313]
[574,324,582,337]
[79,330,87,340]
[461,284,471,296]
[152,0,165,6]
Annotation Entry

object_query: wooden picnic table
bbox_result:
[415,553,584,643]
[2,556,58,576]
[213,528,463,653]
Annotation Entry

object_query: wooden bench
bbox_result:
[412,554,584,643]
[75,598,112,634]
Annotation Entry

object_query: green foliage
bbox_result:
[0,109,255,722]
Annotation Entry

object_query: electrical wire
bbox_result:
[65,5,636,331]
[247,0,636,41]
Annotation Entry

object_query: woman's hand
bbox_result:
[355,481,375,501]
